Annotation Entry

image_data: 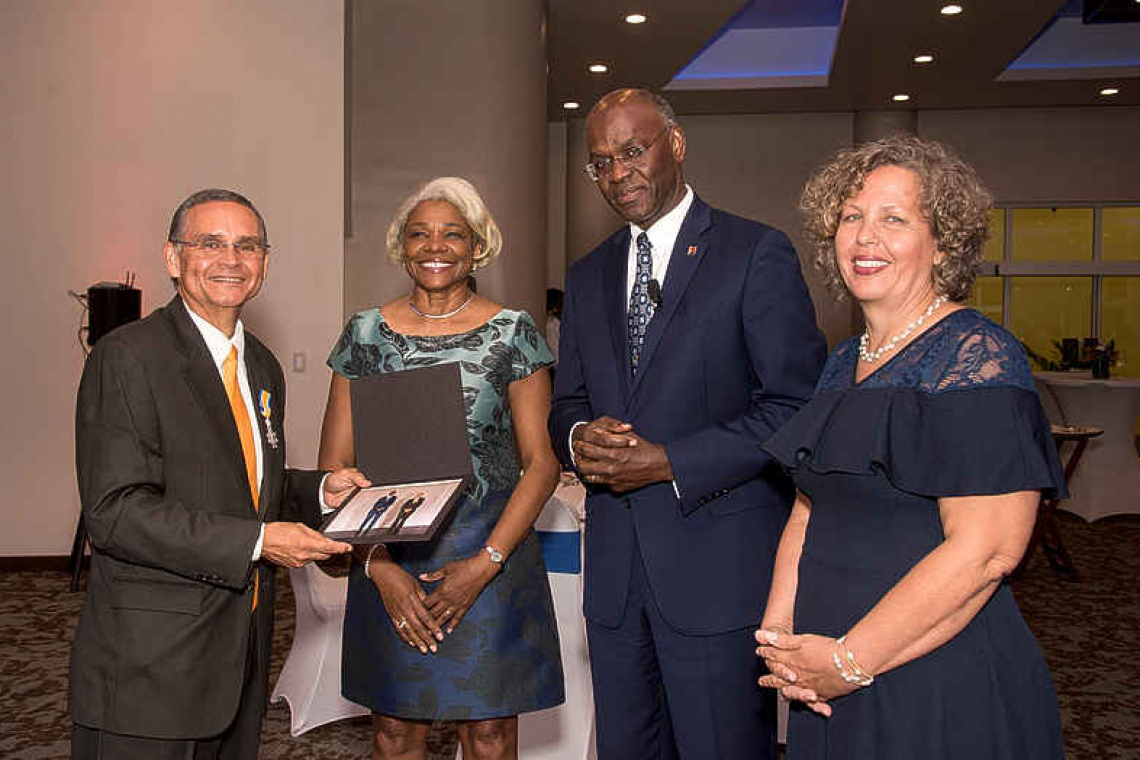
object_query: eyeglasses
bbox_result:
[583,124,673,181]
[171,237,270,257]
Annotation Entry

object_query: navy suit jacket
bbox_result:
[549,196,826,635]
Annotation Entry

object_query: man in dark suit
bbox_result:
[549,89,826,758]
[71,189,367,760]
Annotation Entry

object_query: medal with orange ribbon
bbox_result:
[258,390,279,449]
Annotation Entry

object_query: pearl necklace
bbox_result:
[859,296,947,364]
[407,291,475,320]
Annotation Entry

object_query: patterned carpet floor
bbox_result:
[1,511,1137,759]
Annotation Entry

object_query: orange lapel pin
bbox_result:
[686,245,698,256]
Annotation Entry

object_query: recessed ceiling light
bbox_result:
[914,54,934,64]
[893,94,911,102]
[588,63,608,74]
[1100,87,1119,96]
[625,13,647,24]
[563,101,580,110]
[941,4,963,14]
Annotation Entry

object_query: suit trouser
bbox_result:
[72,577,272,760]
[586,532,776,760]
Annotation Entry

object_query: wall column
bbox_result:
[564,117,623,267]
[853,109,918,144]
[346,0,548,321]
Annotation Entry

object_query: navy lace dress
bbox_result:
[764,310,1066,759]
[328,308,564,720]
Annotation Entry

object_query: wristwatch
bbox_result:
[483,545,505,566]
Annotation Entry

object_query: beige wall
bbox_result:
[547,123,568,291]
[919,107,1140,203]
[0,0,344,556]
[344,0,548,323]
[680,112,857,346]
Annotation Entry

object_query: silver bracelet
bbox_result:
[363,544,380,580]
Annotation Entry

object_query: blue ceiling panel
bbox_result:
[667,0,844,90]
[999,7,1140,81]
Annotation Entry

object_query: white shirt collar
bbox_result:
[183,301,246,369]
[626,184,694,291]
[630,184,694,258]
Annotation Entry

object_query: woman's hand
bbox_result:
[420,554,499,635]
[368,556,443,654]
[755,619,800,686]
[754,620,834,717]
[757,629,860,717]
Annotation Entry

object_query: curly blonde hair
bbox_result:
[800,135,992,301]
[385,177,503,270]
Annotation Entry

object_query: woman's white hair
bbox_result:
[385,176,503,269]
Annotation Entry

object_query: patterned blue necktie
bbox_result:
[628,232,655,376]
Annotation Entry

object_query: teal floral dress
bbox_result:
[329,308,565,720]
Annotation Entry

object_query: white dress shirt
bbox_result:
[624,184,694,302]
[183,303,267,559]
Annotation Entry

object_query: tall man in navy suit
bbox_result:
[549,89,826,758]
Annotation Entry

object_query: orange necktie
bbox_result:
[223,346,260,609]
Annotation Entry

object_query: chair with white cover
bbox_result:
[271,562,369,735]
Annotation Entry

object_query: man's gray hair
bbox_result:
[593,88,678,127]
[167,188,267,244]
[645,91,678,126]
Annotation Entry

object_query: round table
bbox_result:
[1034,372,1140,522]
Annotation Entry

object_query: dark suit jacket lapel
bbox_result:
[245,351,281,520]
[602,227,633,402]
[628,197,712,402]
[165,297,258,516]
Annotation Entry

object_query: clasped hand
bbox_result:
[572,416,672,492]
[755,628,858,717]
[368,553,497,655]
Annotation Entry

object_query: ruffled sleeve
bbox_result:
[508,311,555,382]
[764,385,1068,500]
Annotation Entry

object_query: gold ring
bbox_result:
[396,618,408,630]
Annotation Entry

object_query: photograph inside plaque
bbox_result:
[322,477,466,544]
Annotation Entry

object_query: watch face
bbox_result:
[486,546,503,563]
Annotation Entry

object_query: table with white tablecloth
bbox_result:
[1034,371,1140,521]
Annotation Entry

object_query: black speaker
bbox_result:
[87,283,141,346]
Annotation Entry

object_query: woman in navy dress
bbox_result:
[756,136,1066,759]
[319,177,564,759]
